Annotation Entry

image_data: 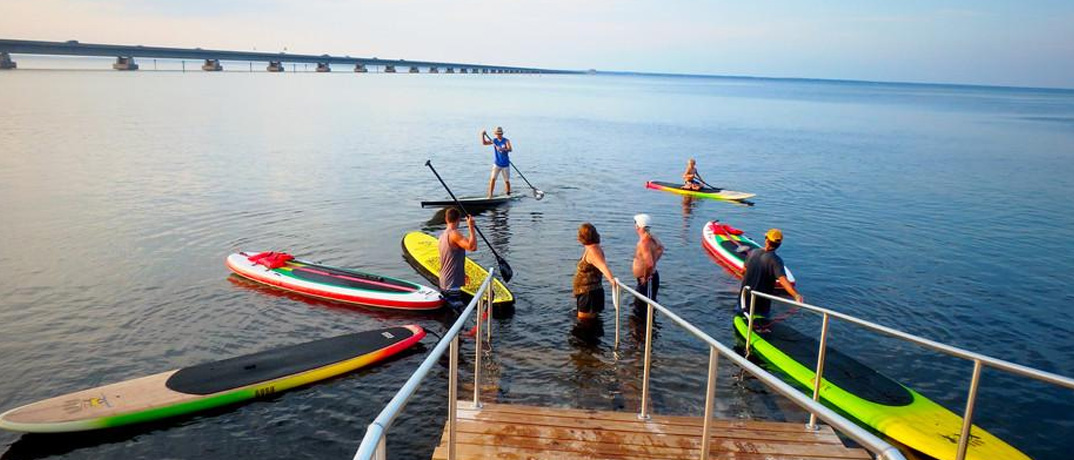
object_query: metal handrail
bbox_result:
[352,268,496,460]
[748,290,1074,389]
[745,289,1074,460]
[614,280,907,460]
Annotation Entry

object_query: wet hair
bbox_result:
[578,223,601,245]
[766,239,782,250]
[445,207,461,224]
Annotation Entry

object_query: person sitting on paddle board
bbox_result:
[631,214,664,311]
[682,158,702,191]
[481,126,513,198]
[439,208,477,313]
[574,223,617,319]
[738,229,804,327]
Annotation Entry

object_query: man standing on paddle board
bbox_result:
[632,214,664,310]
[481,127,513,198]
[440,208,477,313]
[738,229,804,325]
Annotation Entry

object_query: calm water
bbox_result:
[1,68,1073,460]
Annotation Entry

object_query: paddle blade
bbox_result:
[496,255,514,283]
[534,190,545,201]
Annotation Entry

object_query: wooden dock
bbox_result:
[432,402,871,460]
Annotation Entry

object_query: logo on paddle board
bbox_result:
[62,395,112,414]
[382,331,395,339]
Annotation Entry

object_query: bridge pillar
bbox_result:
[0,52,15,70]
[316,62,331,72]
[384,65,396,73]
[201,59,222,71]
[112,56,139,71]
[354,63,368,73]
[409,66,419,73]
[446,67,454,74]
[267,61,285,72]
[429,67,439,73]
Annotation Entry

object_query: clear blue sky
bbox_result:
[2,0,1072,88]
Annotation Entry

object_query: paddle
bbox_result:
[509,161,545,200]
[694,172,721,191]
[425,160,514,283]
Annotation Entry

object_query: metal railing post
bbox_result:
[373,435,386,460]
[448,336,459,460]
[955,360,984,460]
[486,283,493,342]
[808,313,831,429]
[700,347,719,460]
[744,287,757,358]
[473,295,483,409]
[639,300,655,420]
[613,283,621,350]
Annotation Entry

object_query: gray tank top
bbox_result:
[438,230,466,291]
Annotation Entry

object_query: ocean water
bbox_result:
[1,66,1073,459]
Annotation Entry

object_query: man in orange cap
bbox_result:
[738,228,804,324]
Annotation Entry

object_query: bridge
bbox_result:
[0,38,577,74]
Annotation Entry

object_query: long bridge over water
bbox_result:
[0,39,578,74]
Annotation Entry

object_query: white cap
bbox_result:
[634,214,652,229]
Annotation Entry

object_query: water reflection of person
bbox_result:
[681,195,698,217]
[570,315,605,349]
[628,299,661,344]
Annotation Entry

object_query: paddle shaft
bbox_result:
[694,173,721,191]
[425,160,514,282]
[509,161,542,194]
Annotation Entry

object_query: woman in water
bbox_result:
[682,158,702,190]
[573,223,616,319]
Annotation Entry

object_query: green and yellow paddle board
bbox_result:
[734,316,1029,460]
[402,231,513,305]
[0,326,424,433]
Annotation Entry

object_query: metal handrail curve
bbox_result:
[748,290,1074,390]
[745,289,1074,460]
[352,268,496,460]
[615,279,907,460]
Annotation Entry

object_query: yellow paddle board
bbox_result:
[402,231,513,305]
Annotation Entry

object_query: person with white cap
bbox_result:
[632,213,664,310]
[480,126,513,198]
[738,228,804,326]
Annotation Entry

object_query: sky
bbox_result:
[2,0,1073,88]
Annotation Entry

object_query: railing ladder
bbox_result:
[955,360,983,460]
[699,347,719,460]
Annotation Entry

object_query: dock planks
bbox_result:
[432,403,871,460]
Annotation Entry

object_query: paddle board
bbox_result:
[401,231,513,305]
[733,316,1029,460]
[646,180,755,201]
[702,221,795,284]
[420,194,519,208]
[0,326,425,433]
[226,252,443,311]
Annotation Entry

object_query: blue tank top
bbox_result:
[492,138,510,167]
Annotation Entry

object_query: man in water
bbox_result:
[439,208,477,313]
[481,126,513,198]
[632,214,665,310]
[738,228,804,326]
